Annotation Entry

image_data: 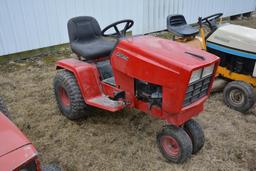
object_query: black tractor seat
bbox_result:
[167,15,199,38]
[68,16,116,60]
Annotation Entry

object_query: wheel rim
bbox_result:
[59,87,70,107]
[229,89,245,106]
[160,135,180,157]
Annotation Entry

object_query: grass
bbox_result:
[0,43,70,64]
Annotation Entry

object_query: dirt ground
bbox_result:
[0,16,256,171]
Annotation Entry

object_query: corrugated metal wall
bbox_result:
[0,0,255,56]
[142,0,256,33]
[0,0,144,56]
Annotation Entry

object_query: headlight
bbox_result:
[202,64,215,77]
[189,68,202,83]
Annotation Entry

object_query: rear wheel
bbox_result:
[183,119,205,154]
[157,125,192,163]
[0,97,10,118]
[53,70,89,120]
[223,81,255,113]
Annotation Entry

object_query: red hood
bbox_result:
[0,112,31,157]
[120,36,219,71]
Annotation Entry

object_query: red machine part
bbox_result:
[59,87,71,107]
[0,145,40,171]
[111,36,219,125]
[0,112,40,170]
[160,135,180,156]
[56,59,102,100]
[56,59,125,112]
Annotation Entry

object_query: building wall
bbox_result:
[0,0,255,56]
[142,0,256,33]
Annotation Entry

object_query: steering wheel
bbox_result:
[200,13,223,30]
[102,19,134,38]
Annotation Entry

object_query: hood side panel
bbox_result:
[0,144,37,171]
[0,113,31,157]
[121,36,219,70]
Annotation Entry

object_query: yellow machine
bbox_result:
[167,13,256,112]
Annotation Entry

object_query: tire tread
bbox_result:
[157,125,192,163]
[223,81,255,113]
[53,70,89,120]
[184,119,205,154]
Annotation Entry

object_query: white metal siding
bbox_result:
[0,0,144,56]
[142,0,256,33]
[0,0,255,56]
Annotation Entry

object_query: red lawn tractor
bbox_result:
[53,16,219,163]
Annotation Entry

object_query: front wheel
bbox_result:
[183,119,205,154]
[53,70,90,120]
[223,81,255,113]
[157,125,192,163]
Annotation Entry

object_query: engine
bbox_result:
[135,79,162,108]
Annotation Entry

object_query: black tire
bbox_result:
[183,119,205,154]
[0,97,10,118]
[53,70,89,120]
[157,125,192,163]
[223,81,255,113]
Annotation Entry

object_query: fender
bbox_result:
[56,58,102,102]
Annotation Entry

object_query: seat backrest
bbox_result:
[167,15,187,27]
[67,16,101,42]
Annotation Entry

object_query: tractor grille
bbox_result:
[183,76,212,107]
